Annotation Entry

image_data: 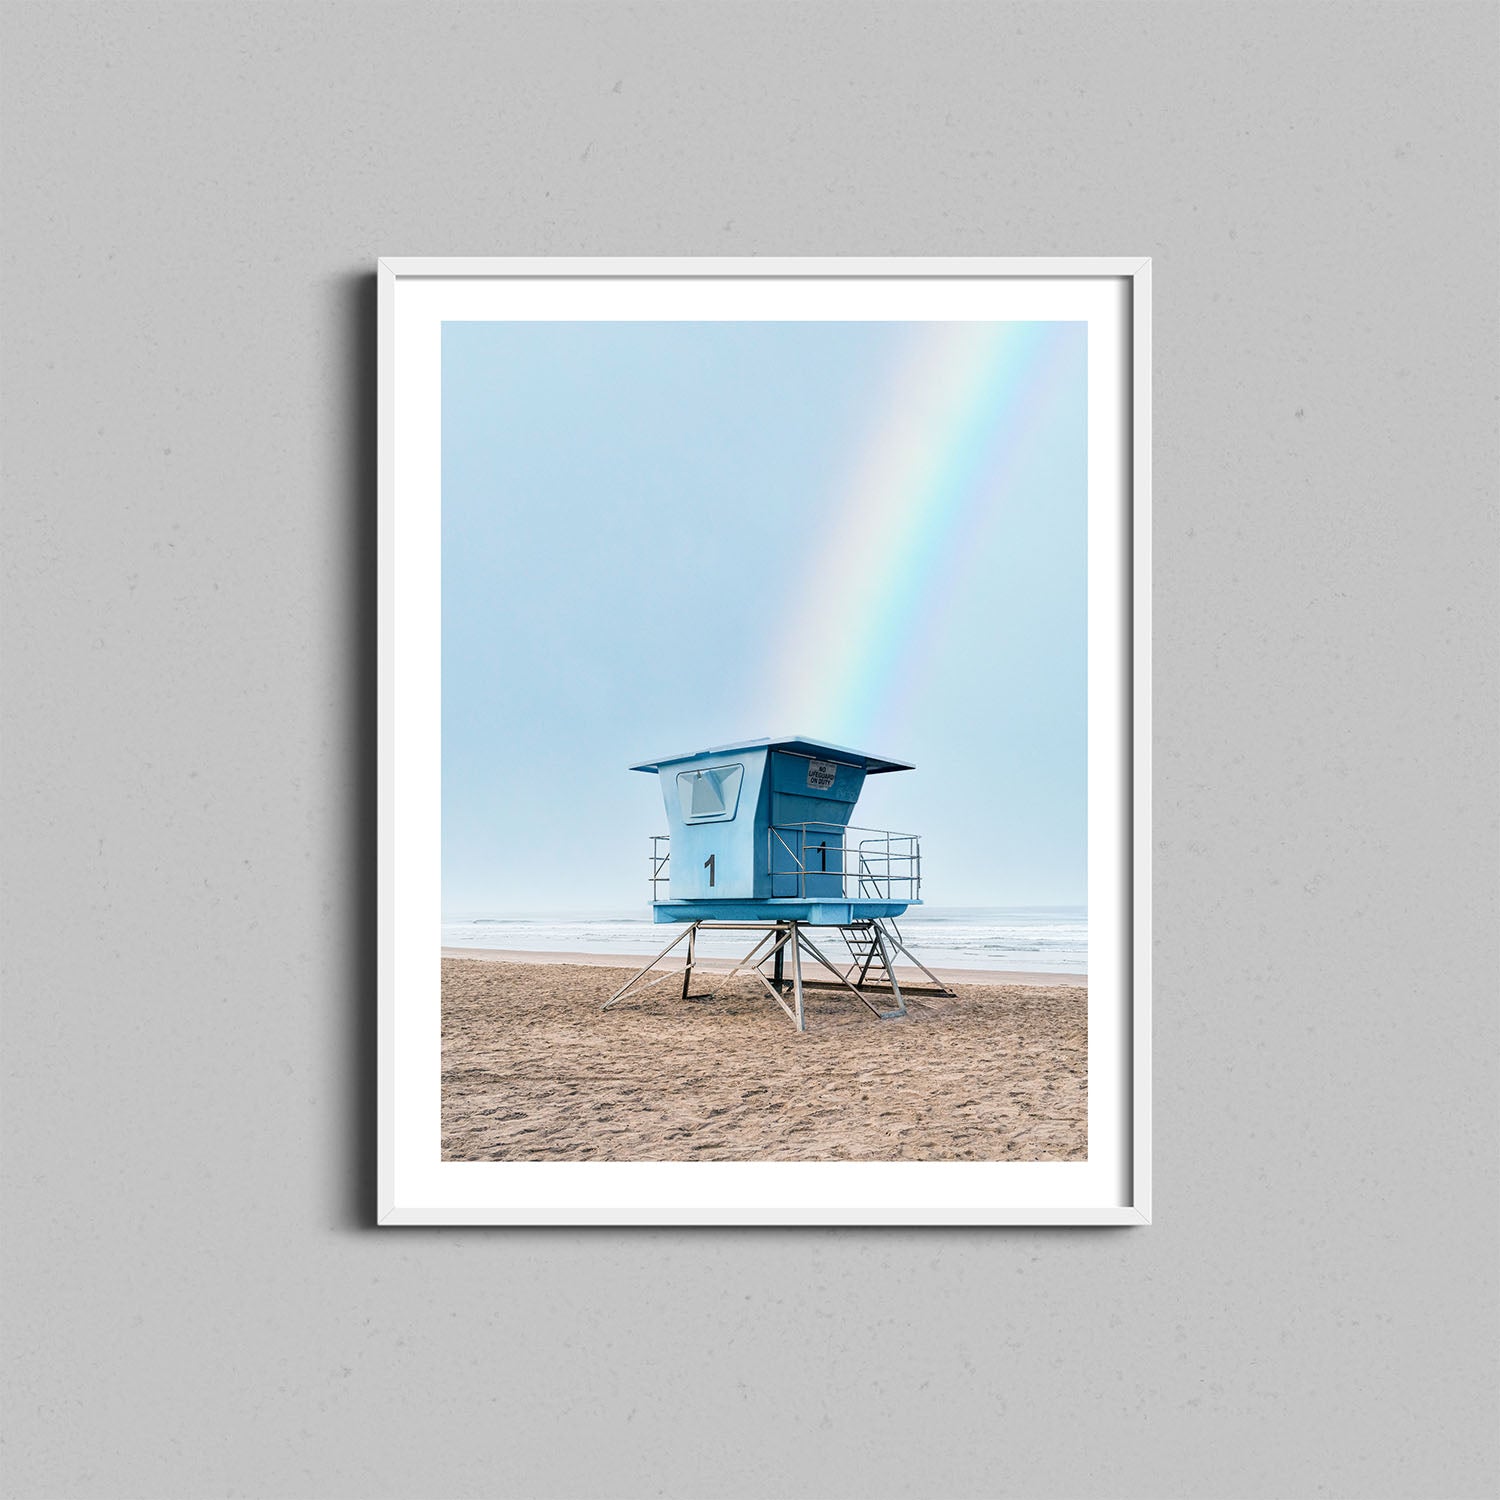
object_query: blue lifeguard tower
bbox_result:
[604,736,955,1031]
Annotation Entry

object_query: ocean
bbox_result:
[442,906,1087,975]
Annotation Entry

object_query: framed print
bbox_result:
[377,257,1151,1225]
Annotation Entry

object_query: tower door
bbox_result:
[768,824,845,898]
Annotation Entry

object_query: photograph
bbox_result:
[438,317,1093,1165]
[378,261,1144,1224]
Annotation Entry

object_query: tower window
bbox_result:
[676,764,744,824]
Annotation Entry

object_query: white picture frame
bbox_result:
[378,257,1152,1225]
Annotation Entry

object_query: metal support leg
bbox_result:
[605,918,936,1031]
[872,924,906,1018]
[718,926,798,1025]
[603,922,694,1010]
[790,921,805,1032]
[878,919,958,997]
[710,926,782,989]
[795,927,887,1017]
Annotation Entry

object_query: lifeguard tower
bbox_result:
[604,736,955,1031]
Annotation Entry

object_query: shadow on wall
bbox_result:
[342,270,378,1230]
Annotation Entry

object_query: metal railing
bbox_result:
[767,823,921,901]
[645,826,921,901]
[649,834,671,899]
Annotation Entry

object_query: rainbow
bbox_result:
[764,321,1082,741]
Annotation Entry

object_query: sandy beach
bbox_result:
[442,952,1088,1162]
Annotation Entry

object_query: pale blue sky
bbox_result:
[442,320,1086,913]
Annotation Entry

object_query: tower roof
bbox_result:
[629,735,913,775]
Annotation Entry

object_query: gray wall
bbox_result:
[3,4,1495,1496]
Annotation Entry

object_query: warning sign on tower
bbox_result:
[806,759,837,791]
